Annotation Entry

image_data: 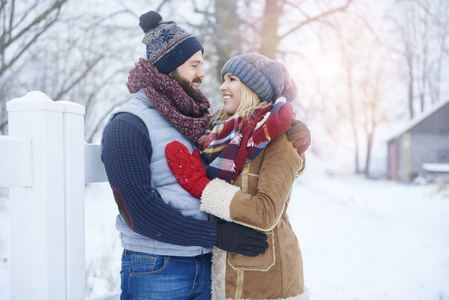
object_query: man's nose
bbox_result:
[197,67,206,78]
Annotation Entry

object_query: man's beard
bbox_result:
[169,70,204,103]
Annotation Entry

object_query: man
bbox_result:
[101,11,310,299]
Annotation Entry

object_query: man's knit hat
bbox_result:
[221,53,297,103]
[139,11,204,75]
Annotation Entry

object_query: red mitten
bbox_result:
[165,141,211,198]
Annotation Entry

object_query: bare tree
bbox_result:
[0,0,69,133]
[258,0,353,59]
[423,0,449,105]
[311,1,401,177]
[343,40,361,174]
[190,0,241,79]
[393,0,449,119]
[0,0,174,141]
[0,0,68,78]
[357,58,391,176]
[190,0,354,77]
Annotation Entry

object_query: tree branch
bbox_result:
[86,100,126,143]
[3,0,67,50]
[280,0,352,40]
[0,14,59,76]
[190,0,213,17]
[1,0,68,77]
[53,55,104,101]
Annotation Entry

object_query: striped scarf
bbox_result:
[199,97,295,182]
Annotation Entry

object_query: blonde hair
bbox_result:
[211,82,262,124]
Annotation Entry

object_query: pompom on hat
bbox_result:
[221,53,298,103]
[139,11,204,75]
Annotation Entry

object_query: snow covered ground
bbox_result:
[291,157,449,300]
[0,155,448,299]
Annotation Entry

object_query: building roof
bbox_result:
[387,98,449,142]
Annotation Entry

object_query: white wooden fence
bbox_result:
[0,91,119,300]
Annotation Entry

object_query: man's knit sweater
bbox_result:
[101,112,218,249]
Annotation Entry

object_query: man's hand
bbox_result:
[216,221,269,256]
[286,119,311,155]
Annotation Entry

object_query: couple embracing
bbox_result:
[102,10,310,300]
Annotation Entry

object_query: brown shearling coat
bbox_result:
[201,133,308,300]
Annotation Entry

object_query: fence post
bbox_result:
[7,91,86,300]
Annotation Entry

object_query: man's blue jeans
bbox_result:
[120,250,212,300]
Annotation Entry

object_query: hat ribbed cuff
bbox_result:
[221,57,273,101]
[154,37,204,75]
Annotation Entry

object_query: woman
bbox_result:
[165,53,308,300]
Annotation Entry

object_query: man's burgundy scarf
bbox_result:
[126,58,211,144]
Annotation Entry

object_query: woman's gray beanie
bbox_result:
[221,53,298,102]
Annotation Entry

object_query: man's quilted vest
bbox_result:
[107,89,211,256]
